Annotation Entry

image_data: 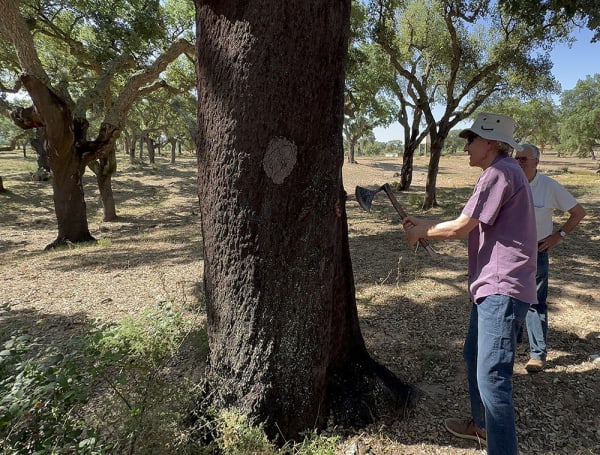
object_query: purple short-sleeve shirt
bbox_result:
[462,156,537,305]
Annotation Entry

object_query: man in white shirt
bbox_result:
[515,144,587,373]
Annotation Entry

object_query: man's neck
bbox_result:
[528,169,537,182]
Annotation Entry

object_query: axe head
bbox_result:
[355,185,384,212]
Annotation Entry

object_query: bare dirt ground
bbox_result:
[1,150,599,454]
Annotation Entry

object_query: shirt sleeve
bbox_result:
[547,178,578,212]
[463,168,509,226]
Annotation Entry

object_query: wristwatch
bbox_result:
[559,229,567,238]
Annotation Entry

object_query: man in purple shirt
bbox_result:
[404,113,537,455]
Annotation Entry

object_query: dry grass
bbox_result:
[1,149,599,454]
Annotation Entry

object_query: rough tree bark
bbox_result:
[195,1,413,442]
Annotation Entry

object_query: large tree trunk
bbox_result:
[195,1,413,442]
[48,150,95,248]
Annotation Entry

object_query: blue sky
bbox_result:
[374,27,600,142]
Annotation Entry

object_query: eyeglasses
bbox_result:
[515,157,530,162]
[466,134,478,144]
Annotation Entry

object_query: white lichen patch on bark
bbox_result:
[263,137,297,184]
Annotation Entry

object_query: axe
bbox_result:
[355,183,437,258]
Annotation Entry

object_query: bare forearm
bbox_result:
[405,213,478,247]
[424,218,472,240]
[561,204,586,234]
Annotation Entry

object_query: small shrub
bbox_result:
[216,409,277,454]
[288,430,340,455]
[0,333,108,454]
[85,302,198,453]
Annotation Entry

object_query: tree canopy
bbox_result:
[558,74,600,157]
[354,0,570,207]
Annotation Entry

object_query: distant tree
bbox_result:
[558,74,600,158]
[366,0,569,208]
[345,7,397,164]
[443,130,463,155]
[358,136,389,156]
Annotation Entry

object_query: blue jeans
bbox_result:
[526,250,549,360]
[463,294,529,455]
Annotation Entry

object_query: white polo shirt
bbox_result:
[530,172,578,241]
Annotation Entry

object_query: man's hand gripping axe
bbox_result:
[355,183,437,258]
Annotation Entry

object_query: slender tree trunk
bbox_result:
[399,145,416,190]
[423,139,443,209]
[148,139,155,164]
[90,150,118,221]
[398,109,423,191]
[170,142,176,164]
[97,173,117,221]
[0,176,5,193]
[348,138,356,163]
[195,1,412,441]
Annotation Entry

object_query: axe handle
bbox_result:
[382,184,437,258]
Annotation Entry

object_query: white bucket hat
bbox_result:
[459,112,521,151]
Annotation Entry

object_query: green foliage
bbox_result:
[0,333,108,454]
[353,0,571,183]
[480,96,560,147]
[289,430,340,455]
[499,0,600,42]
[558,74,600,157]
[186,406,340,455]
[443,130,464,155]
[355,138,392,157]
[345,2,399,152]
[85,302,199,453]
[90,302,185,366]
[214,409,277,454]
[0,302,209,454]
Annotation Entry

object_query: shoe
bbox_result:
[525,358,545,373]
[444,418,486,445]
